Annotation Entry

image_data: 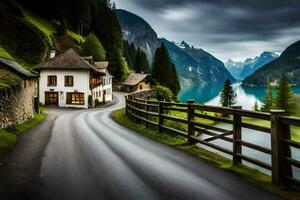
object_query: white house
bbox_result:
[92,61,113,103]
[37,49,112,109]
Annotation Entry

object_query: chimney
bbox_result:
[50,49,56,58]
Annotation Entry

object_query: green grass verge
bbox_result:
[0,113,45,161]
[112,108,300,200]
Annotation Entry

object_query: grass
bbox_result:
[67,31,85,44]
[21,7,55,47]
[0,113,45,161]
[112,108,300,200]
[0,47,14,60]
[0,69,22,89]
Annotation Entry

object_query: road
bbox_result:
[1,92,284,200]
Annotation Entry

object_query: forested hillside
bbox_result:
[0,0,129,81]
[243,40,300,87]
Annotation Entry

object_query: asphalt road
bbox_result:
[32,92,283,200]
[0,92,284,200]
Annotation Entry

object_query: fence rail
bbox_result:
[125,94,300,187]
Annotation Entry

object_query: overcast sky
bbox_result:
[113,0,300,62]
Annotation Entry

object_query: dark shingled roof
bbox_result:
[37,49,105,75]
[122,73,148,86]
[0,56,36,78]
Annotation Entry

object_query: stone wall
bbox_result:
[0,79,37,129]
[127,89,156,99]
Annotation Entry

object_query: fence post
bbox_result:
[271,110,292,185]
[187,100,195,144]
[125,95,128,117]
[136,99,141,124]
[145,101,149,128]
[158,102,164,133]
[232,106,242,165]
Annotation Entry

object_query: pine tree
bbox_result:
[253,101,259,111]
[219,79,237,107]
[92,0,127,80]
[261,80,273,112]
[81,33,106,61]
[151,44,180,95]
[134,48,150,73]
[275,76,293,110]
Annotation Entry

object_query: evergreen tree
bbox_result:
[151,44,180,95]
[123,40,134,68]
[275,76,293,110]
[134,48,150,73]
[92,0,127,80]
[253,101,259,111]
[81,33,106,61]
[219,79,237,107]
[261,80,273,112]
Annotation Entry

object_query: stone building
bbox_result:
[0,57,37,129]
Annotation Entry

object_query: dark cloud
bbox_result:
[113,0,300,60]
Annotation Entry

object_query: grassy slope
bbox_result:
[0,47,14,60]
[22,8,85,47]
[21,8,56,47]
[0,113,45,161]
[112,108,300,199]
[0,5,85,88]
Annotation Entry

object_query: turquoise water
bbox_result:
[179,83,300,110]
[180,82,300,177]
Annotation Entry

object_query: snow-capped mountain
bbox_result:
[225,52,280,80]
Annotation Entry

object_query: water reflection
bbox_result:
[179,82,300,111]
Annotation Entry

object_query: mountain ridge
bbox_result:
[243,40,300,86]
[225,52,279,80]
[116,9,235,96]
[115,9,160,62]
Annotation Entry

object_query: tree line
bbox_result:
[219,76,294,113]
[14,0,128,81]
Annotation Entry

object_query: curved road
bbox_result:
[34,92,283,200]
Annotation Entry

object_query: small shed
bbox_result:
[122,73,151,93]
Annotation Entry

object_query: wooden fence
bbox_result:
[125,94,300,187]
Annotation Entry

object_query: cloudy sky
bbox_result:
[113,0,300,62]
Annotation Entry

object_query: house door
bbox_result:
[45,92,58,106]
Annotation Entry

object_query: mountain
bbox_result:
[243,40,300,87]
[161,39,235,95]
[177,41,235,84]
[116,9,160,62]
[225,52,279,80]
[116,9,235,93]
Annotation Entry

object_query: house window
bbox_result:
[139,85,143,90]
[47,76,57,86]
[66,93,85,105]
[145,81,149,85]
[65,76,74,87]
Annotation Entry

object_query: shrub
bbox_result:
[155,85,175,102]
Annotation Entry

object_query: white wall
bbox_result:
[92,75,113,103]
[39,69,90,109]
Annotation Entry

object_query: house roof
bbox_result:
[0,56,36,78]
[94,61,109,69]
[122,73,148,86]
[37,49,105,75]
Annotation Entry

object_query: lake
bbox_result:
[179,82,300,110]
[178,82,300,177]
